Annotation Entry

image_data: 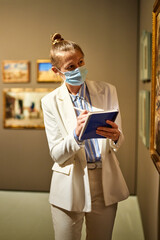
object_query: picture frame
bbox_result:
[140,30,152,82]
[150,0,160,173]
[139,90,150,148]
[3,88,53,129]
[2,60,30,83]
[37,59,63,82]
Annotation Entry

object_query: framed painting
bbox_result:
[2,60,30,83]
[139,90,150,148]
[37,59,63,82]
[140,30,152,82]
[3,88,53,129]
[150,0,160,173]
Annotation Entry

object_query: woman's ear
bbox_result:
[52,66,58,73]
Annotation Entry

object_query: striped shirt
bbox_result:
[70,83,101,163]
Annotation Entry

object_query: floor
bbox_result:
[0,191,145,240]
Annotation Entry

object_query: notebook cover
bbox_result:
[79,110,119,140]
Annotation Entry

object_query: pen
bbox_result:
[73,107,86,112]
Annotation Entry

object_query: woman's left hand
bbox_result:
[96,120,120,142]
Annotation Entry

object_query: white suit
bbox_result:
[41,80,129,212]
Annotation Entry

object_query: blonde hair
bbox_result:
[50,33,84,68]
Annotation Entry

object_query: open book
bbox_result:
[79,109,119,140]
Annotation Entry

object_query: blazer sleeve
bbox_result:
[41,98,84,165]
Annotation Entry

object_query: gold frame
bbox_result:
[37,59,63,82]
[3,88,53,129]
[2,60,30,83]
[150,0,160,173]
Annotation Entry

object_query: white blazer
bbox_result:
[41,80,129,212]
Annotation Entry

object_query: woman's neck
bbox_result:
[66,83,82,95]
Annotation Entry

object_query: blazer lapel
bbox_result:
[87,81,105,110]
[57,83,77,134]
[86,81,106,153]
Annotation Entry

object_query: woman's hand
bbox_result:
[75,110,88,137]
[96,120,120,142]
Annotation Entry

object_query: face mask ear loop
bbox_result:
[54,67,65,80]
[54,66,62,74]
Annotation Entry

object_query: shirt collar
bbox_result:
[70,83,86,102]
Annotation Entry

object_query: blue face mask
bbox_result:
[60,66,88,86]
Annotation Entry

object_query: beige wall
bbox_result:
[137,0,160,239]
[1,1,159,239]
[0,0,138,193]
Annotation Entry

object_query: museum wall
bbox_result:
[0,0,138,193]
[137,0,160,239]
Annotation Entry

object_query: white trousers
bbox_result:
[51,168,117,240]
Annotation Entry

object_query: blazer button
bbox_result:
[109,150,111,154]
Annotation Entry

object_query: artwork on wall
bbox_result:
[139,90,150,148]
[37,59,63,82]
[2,60,30,83]
[140,30,152,82]
[150,0,160,173]
[3,88,53,129]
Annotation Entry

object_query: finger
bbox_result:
[77,115,88,124]
[79,110,88,116]
[96,130,119,140]
[77,115,88,122]
[96,130,112,138]
[97,126,117,133]
[78,112,88,121]
[106,120,118,128]
[77,117,86,123]
[96,130,106,137]
[98,128,120,139]
[78,111,88,118]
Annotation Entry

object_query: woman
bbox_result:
[41,33,129,240]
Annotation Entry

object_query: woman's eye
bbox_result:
[79,60,84,66]
[67,65,75,71]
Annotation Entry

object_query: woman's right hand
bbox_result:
[75,110,88,137]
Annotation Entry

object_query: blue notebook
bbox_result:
[79,110,119,140]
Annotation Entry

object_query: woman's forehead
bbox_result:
[57,50,83,60]
[57,50,84,66]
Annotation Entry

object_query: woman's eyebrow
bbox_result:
[64,61,75,68]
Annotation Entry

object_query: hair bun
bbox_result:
[51,33,64,45]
